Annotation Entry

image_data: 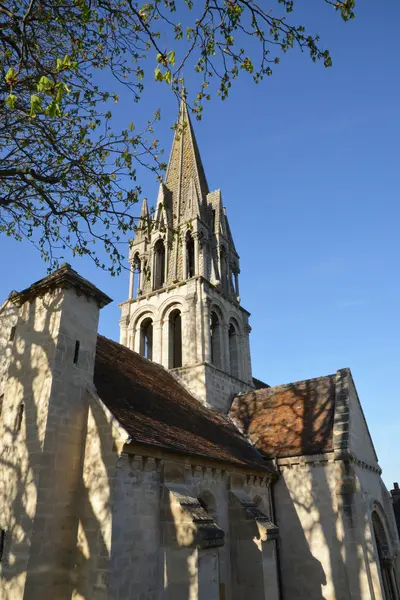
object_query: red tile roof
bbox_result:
[230,374,336,458]
[94,335,273,471]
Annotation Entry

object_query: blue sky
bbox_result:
[1,2,399,487]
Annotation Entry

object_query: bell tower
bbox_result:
[119,97,254,411]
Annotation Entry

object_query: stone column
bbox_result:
[243,324,253,384]
[222,323,230,374]
[128,263,134,299]
[161,318,169,368]
[204,298,212,363]
[194,234,200,277]
[186,293,197,364]
[152,318,163,365]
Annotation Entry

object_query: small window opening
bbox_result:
[154,239,166,290]
[133,254,141,297]
[9,326,16,342]
[0,394,4,417]
[16,403,24,433]
[210,312,222,369]
[211,209,216,233]
[140,318,153,361]
[169,310,182,369]
[0,530,5,563]
[73,340,80,365]
[186,232,195,278]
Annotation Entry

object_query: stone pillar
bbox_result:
[134,323,141,354]
[243,324,253,384]
[128,262,134,299]
[204,298,212,364]
[186,293,197,364]
[222,323,230,374]
[198,549,220,600]
[391,483,400,538]
[153,318,163,365]
[194,234,200,277]
[161,318,169,368]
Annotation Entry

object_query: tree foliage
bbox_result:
[0,0,355,274]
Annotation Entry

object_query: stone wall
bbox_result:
[120,276,253,411]
[0,299,18,396]
[274,454,400,600]
[0,287,102,600]
[70,430,278,600]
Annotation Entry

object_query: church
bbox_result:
[0,98,399,600]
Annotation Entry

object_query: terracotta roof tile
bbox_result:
[94,335,273,471]
[230,374,336,458]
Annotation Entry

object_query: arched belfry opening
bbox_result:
[154,239,166,290]
[169,309,182,368]
[140,318,153,361]
[186,231,195,278]
[210,311,222,369]
[132,253,141,297]
[229,322,239,379]
[372,510,398,600]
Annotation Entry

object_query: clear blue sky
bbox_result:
[1,2,399,487]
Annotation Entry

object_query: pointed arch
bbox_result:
[169,309,182,368]
[154,239,166,290]
[185,231,195,278]
[140,318,153,360]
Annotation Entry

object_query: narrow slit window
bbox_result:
[16,403,24,433]
[0,394,4,417]
[9,326,16,341]
[73,340,80,365]
[0,530,5,562]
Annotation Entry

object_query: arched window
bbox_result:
[169,309,182,368]
[229,323,239,378]
[154,239,165,289]
[132,254,141,297]
[210,311,222,369]
[372,511,397,600]
[186,232,195,278]
[140,318,153,360]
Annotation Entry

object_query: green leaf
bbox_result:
[164,70,171,85]
[167,50,176,66]
[5,67,17,85]
[154,68,163,82]
[37,76,52,93]
[5,93,17,109]
[30,94,42,117]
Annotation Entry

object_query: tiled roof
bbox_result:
[94,335,273,471]
[230,374,336,458]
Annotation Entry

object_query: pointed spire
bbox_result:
[164,92,209,224]
[136,196,149,238]
[140,197,149,219]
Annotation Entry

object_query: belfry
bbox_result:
[119,96,254,409]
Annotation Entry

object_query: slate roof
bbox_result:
[230,374,336,458]
[93,335,273,472]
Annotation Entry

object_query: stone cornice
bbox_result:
[10,263,112,308]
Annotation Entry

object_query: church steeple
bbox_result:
[120,97,254,410]
[164,95,209,225]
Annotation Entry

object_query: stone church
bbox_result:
[0,98,399,600]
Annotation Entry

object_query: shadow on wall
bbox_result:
[0,293,116,600]
[0,293,198,600]
[233,378,365,600]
